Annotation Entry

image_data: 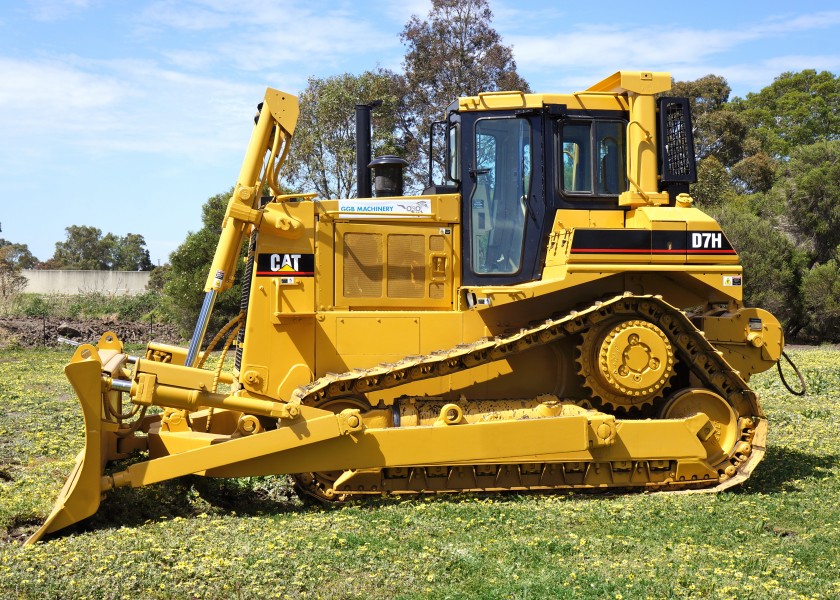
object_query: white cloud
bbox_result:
[710,55,840,99]
[158,49,218,71]
[509,24,762,72]
[508,9,840,96]
[26,0,94,22]
[0,55,256,161]
[754,10,840,33]
[0,57,123,131]
[380,0,432,23]
[135,0,402,77]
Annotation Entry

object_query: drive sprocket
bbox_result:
[577,318,676,412]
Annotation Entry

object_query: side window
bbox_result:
[596,122,626,194]
[561,120,627,197]
[562,124,591,193]
[471,118,531,275]
[448,123,460,182]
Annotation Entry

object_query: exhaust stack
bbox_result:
[355,100,382,198]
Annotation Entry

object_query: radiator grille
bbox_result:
[387,234,425,298]
[344,233,383,297]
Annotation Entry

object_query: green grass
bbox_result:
[0,347,838,598]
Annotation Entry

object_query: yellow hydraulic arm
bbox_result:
[185,89,299,365]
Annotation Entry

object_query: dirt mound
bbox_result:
[0,316,183,348]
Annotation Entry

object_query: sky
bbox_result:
[2,0,839,266]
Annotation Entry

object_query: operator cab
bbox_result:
[428,91,695,286]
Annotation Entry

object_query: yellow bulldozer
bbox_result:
[29,71,787,544]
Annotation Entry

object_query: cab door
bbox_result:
[460,111,546,286]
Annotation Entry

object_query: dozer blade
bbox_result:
[26,348,109,545]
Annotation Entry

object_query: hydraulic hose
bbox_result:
[777,350,807,396]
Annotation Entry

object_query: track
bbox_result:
[290,294,766,501]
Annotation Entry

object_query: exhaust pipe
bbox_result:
[355,100,382,198]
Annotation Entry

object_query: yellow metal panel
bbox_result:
[629,207,739,266]
[336,315,421,356]
[257,200,316,319]
[315,311,546,403]
[316,215,336,311]
[270,277,315,319]
[682,271,743,303]
[175,414,714,480]
[458,92,629,113]
[237,200,317,397]
[627,206,717,229]
[554,209,591,231]
[585,71,672,95]
[335,222,454,309]
[589,210,625,228]
[551,210,626,232]
[204,415,595,477]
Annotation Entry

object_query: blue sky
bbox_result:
[2,0,839,266]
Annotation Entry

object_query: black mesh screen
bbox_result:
[657,97,696,184]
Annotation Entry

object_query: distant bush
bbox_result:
[9,291,169,323]
[19,295,51,318]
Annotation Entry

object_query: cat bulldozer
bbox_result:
[29,71,784,544]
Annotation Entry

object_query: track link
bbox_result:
[290,294,766,500]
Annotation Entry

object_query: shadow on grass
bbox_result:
[40,473,308,543]
[736,446,838,495]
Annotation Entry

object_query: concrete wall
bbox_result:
[22,270,152,295]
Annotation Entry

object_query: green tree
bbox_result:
[729,145,776,194]
[734,70,840,158]
[0,245,28,301]
[777,140,840,264]
[703,109,752,168]
[147,264,169,292]
[669,74,731,117]
[714,202,805,334]
[163,190,245,336]
[47,225,112,269]
[669,74,777,193]
[667,75,746,166]
[45,226,153,270]
[0,238,38,268]
[286,70,404,199]
[690,156,737,208]
[112,233,153,271]
[800,248,840,342]
[399,0,530,188]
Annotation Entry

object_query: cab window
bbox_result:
[561,121,627,197]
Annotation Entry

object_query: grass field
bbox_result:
[0,347,838,598]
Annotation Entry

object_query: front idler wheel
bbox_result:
[659,388,740,464]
